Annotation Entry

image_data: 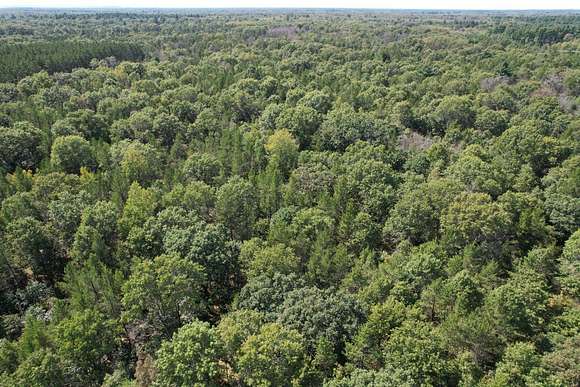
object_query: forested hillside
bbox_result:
[0,9,578,387]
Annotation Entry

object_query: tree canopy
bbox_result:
[0,8,578,387]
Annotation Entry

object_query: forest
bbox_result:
[0,8,578,387]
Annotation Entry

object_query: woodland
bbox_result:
[0,8,578,387]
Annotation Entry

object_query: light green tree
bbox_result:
[237,323,306,387]
[155,320,224,387]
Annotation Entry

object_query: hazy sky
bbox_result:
[4,0,579,10]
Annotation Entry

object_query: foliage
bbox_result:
[122,254,206,340]
[237,323,306,387]
[50,135,96,174]
[155,320,224,387]
[0,9,577,387]
[53,308,118,383]
[0,40,144,83]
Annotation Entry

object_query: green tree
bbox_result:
[182,152,222,185]
[432,95,475,132]
[265,129,299,178]
[60,256,124,317]
[152,112,184,147]
[307,233,352,288]
[163,222,240,313]
[484,342,541,387]
[334,152,399,221]
[441,192,513,266]
[0,339,18,375]
[284,207,334,262]
[346,297,406,369]
[559,229,580,299]
[298,90,332,114]
[162,182,215,220]
[277,287,364,353]
[0,122,44,172]
[155,320,224,387]
[440,310,504,372]
[275,105,321,148]
[382,320,457,386]
[446,145,505,197]
[4,217,62,283]
[493,122,561,176]
[384,177,462,245]
[111,140,162,186]
[564,69,580,95]
[367,241,445,305]
[216,176,257,240]
[53,308,118,383]
[46,190,90,250]
[216,309,265,362]
[485,267,549,342]
[16,315,50,360]
[51,109,107,140]
[239,238,301,280]
[474,108,510,135]
[235,273,306,321]
[315,106,392,151]
[5,349,65,387]
[117,182,158,237]
[237,323,306,387]
[50,135,96,174]
[542,156,579,239]
[122,254,206,339]
[124,206,201,260]
[71,201,118,266]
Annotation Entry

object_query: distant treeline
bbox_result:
[0,40,145,82]
[492,20,579,45]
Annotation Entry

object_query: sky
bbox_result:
[3,0,579,10]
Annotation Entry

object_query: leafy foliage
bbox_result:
[0,8,577,387]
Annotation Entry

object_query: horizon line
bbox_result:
[1,6,580,11]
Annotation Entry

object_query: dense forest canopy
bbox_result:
[0,8,578,387]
